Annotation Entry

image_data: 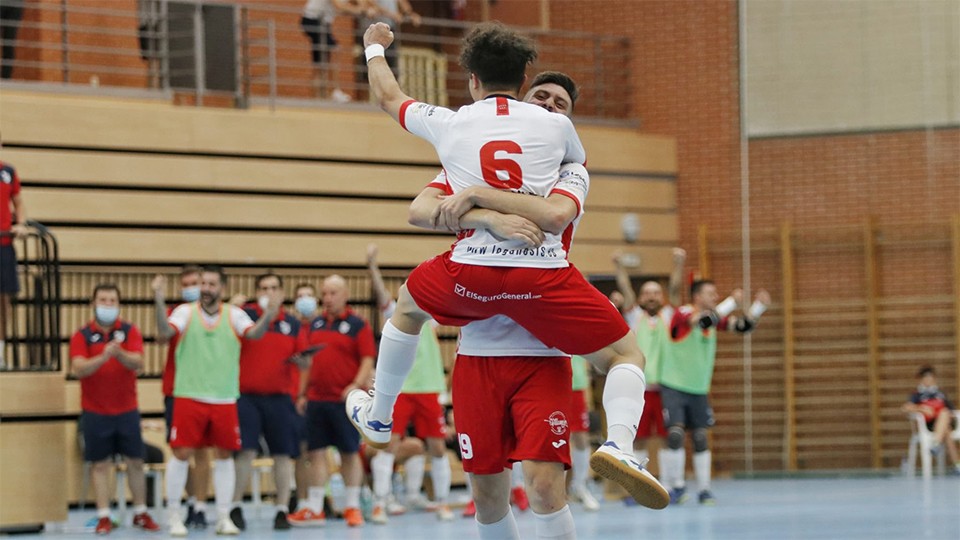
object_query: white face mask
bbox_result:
[295,296,318,317]
[95,305,120,325]
[258,295,270,310]
[181,286,200,302]
[918,384,938,394]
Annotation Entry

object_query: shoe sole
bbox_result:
[288,521,326,528]
[590,451,669,510]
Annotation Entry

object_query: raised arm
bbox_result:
[366,243,392,309]
[612,252,637,311]
[244,297,281,340]
[364,23,414,123]
[152,274,174,342]
[668,248,686,306]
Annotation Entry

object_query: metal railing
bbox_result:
[0,0,632,119]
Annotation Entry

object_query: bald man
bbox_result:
[292,275,376,528]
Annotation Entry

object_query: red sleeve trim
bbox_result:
[549,188,582,216]
[399,100,417,131]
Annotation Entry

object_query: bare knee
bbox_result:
[523,463,566,513]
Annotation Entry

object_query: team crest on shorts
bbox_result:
[545,411,568,435]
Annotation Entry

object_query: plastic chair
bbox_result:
[906,410,960,478]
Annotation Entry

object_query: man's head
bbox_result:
[91,283,121,327]
[200,265,227,311]
[460,22,537,97]
[321,275,349,315]
[524,71,579,116]
[256,272,285,307]
[638,281,665,315]
[690,280,718,311]
[179,264,201,302]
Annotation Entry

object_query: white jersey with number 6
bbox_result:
[401,96,587,269]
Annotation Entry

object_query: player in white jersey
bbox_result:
[410,73,595,540]
[347,22,668,511]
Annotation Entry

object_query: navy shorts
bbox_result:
[238,393,298,456]
[0,245,19,294]
[660,385,715,430]
[81,409,145,462]
[292,408,307,454]
[306,400,359,454]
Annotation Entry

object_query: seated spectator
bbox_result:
[902,366,960,475]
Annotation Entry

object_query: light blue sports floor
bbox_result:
[17,476,960,539]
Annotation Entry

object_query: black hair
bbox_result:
[917,366,935,378]
[256,272,283,289]
[92,283,121,303]
[201,264,228,285]
[690,279,715,299]
[459,22,537,92]
[530,71,579,109]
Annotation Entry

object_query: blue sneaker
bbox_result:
[345,389,392,449]
[698,490,716,505]
[669,486,688,505]
[589,441,669,509]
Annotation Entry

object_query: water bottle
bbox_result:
[329,472,346,513]
[392,471,406,501]
[360,485,374,520]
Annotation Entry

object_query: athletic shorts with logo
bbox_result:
[568,389,590,433]
[169,397,241,450]
[453,355,572,474]
[406,252,628,355]
[393,393,446,439]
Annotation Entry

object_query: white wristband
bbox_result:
[365,44,385,62]
[748,300,768,320]
[716,296,737,318]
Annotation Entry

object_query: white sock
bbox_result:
[430,454,451,502]
[405,455,426,499]
[693,450,711,492]
[370,321,421,423]
[308,487,325,513]
[634,448,649,466]
[477,510,520,540]
[213,458,235,518]
[133,504,147,514]
[511,461,524,488]
[194,501,207,512]
[571,447,590,491]
[165,457,189,516]
[97,507,111,519]
[344,486,361,509]
[534,506,577,540]
[602,364,646,450]
[657,448,668,484]
[371,452,395,499]
[661,448,686,489]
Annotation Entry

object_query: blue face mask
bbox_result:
[95,305,120,325]
[181,286,200,302]
[295,296,318,317]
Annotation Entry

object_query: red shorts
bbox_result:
[569,390,590,433]
[169,397,241,451]
[452,355,572,475]
[636,390,667,439]
[406,253,629,355]
[393,393,446,439]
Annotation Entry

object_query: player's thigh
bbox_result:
[115,409,146,459]
[410,394,447,440]
[391,393,416,436]
[305,400,336,452]
[452,356,513,474]
[170,398,210,449]
[660,386,687,428]
[208,403,241,452]
[259,394,299,456]
[509,357,573,467]
[237,394,263,451]
[686,394,715,430]
[81,411,116,462]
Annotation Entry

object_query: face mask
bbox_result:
[918,384,938,394]
[95,305,120,325]
[258,295,270,310]
[181,286,200,302]
[295,296,317,317]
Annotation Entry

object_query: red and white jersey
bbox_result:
[402,96,587,268]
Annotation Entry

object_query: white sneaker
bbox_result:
[331,88,352,103]
[345,389,392,449]
[570,484,600,512]
[590,441,669,509]
[435,504,454,521]
[370,504,388,525]
[215,516,240,535]
[169,514,188,537]
[404,493,436,512]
